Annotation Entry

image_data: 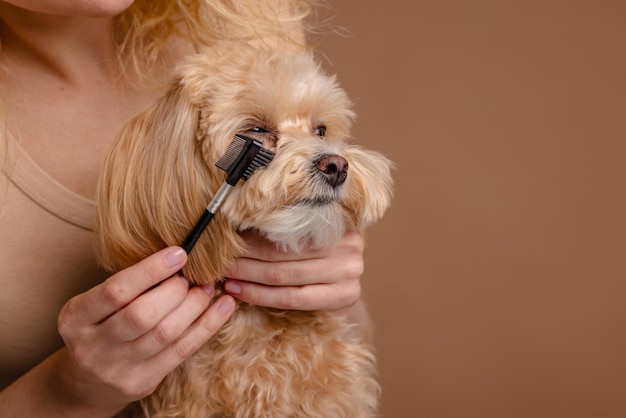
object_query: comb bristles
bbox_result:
[215,134,275,184]
[216,136,247,171]
[242,148,275,180]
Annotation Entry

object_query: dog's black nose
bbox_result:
[316,155,349,187]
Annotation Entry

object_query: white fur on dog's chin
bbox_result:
[235,202,346,252]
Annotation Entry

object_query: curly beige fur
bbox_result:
[95,42,394,418]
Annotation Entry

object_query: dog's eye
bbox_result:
[314,125,327,137]
[245,126,278,150]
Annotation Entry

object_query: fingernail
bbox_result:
[180,276,190,288]
[216,296,236,315]
[224,280,242,295]
[164,248,186,268]
[202,283,215,297]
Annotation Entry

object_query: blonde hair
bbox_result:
[113,0,319,80]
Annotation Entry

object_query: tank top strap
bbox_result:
[1,137,96,231]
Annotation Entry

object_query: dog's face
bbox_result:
[95,44,393,283]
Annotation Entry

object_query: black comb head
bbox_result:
[215,135,248,172]
[216,134,275,185]
[242,146,274,180]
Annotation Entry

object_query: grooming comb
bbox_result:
[180,134,275,254]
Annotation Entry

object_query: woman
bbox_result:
[0,1,371,416]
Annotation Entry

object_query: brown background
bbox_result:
[316,1,626,417]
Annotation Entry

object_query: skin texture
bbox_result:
[0,2,371,416]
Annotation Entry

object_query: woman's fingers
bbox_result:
[144,295,237,375]
[130,284,216,358]
[222,232,365,311]
[235,231,332,261]
[224,277,360,311]
[60,247,187,327]
[225,232,364,286]
[225,257,331,287]
[102,275,191,343]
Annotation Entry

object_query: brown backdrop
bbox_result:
[316,1,626,417]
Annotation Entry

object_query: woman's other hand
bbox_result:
[223,232,365,312]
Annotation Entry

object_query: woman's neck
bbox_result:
[0,3,164,200]
[0,3,121,86]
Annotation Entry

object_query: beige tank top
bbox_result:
[0,138,109,389]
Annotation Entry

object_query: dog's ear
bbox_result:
[341,147,395,230]
[95,77,243,284]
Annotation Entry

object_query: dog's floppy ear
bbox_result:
[95,76,243,284]
[341,147,395,231]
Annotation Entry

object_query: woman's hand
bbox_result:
[223,231,365,312]
[54,246,236,415]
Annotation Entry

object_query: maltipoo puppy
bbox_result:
[95,42,393,418]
